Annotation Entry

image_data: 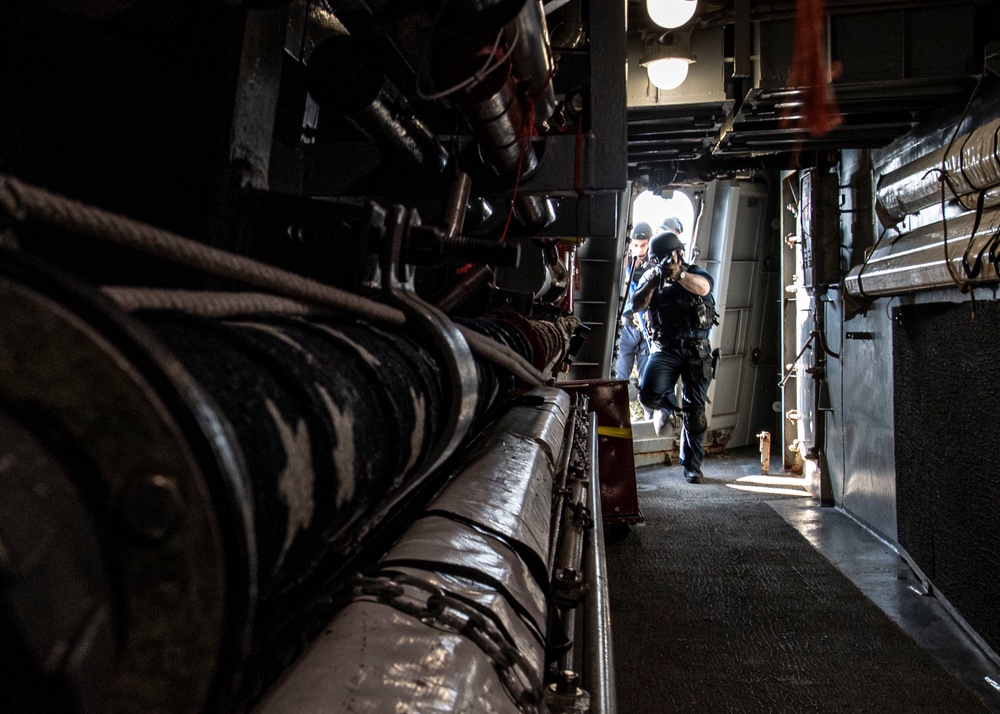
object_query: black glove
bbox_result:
[663,260,682,281]
[636,264,660,287]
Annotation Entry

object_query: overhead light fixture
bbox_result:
[641,28,696,91]
[643,56,694,90]
[646,0,698,29]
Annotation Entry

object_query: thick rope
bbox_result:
[0,174,406,326]
[1,174,549,386]
[101,287,332,318]
[103,287,546,385]
[457,325,546,386]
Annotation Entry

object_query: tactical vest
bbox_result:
[649,282,717,337]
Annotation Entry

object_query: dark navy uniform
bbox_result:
[615,255,653,382]
[638,263,716,478]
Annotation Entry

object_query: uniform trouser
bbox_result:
[638,344,710,471]
[614,323,649,381]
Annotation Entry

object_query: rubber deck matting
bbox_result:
[605,453,989,713]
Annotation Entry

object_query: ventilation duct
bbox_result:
[845,206,1000,297]
[876,116,1000,226]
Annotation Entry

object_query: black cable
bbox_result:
[817,320,841,360]
[778,330,816,388]
[855,225,894,302]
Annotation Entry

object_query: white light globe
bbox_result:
[645,57,691,90]
[647,0,698,29]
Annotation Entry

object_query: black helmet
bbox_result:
[660,216,684,234]
[649,230,684,261]
[631,221,653,241]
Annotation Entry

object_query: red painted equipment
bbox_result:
[560,379,643,526]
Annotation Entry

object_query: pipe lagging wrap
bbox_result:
[876,116,1000,225]
[252,388,571,714]
[845,205,1000,297]
[136,306,568,701]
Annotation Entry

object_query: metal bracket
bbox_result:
[379,205,478,477]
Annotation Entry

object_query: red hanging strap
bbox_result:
[784,0,842,137]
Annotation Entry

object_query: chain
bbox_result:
[570,501,594,530]
[569,405,590,474]
[352,573,545,712]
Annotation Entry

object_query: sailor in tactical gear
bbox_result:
[615,222,655,416]
[659,215,684,236]
[631,230,717,484]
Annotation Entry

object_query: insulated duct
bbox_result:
[845,206,1000,297]
[254,388,570,714]
[876,116,1000,226]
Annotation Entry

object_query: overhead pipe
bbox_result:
[875,116,1000,226]
[550,0,586,50]
[503,0,558,127]
[436,0,558,122]
[433,34,557,229]
[845,206,1000,297]
[306,35,449,173]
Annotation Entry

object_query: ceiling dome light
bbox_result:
[644,56,693,91]
[646,0,698,29]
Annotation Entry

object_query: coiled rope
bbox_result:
[0,174,546,386]
[0,174,406,326]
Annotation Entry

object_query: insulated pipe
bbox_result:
[583,410,617,714]
[253,388,570,714]
[845,206,1000,297]
[959,184,1000,212]
[466,60,539,176]
[443,44,557,228]
[503,0,557,126]
[517,194,559,229]
[443,172,473,238]
[876,116,1000,225]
